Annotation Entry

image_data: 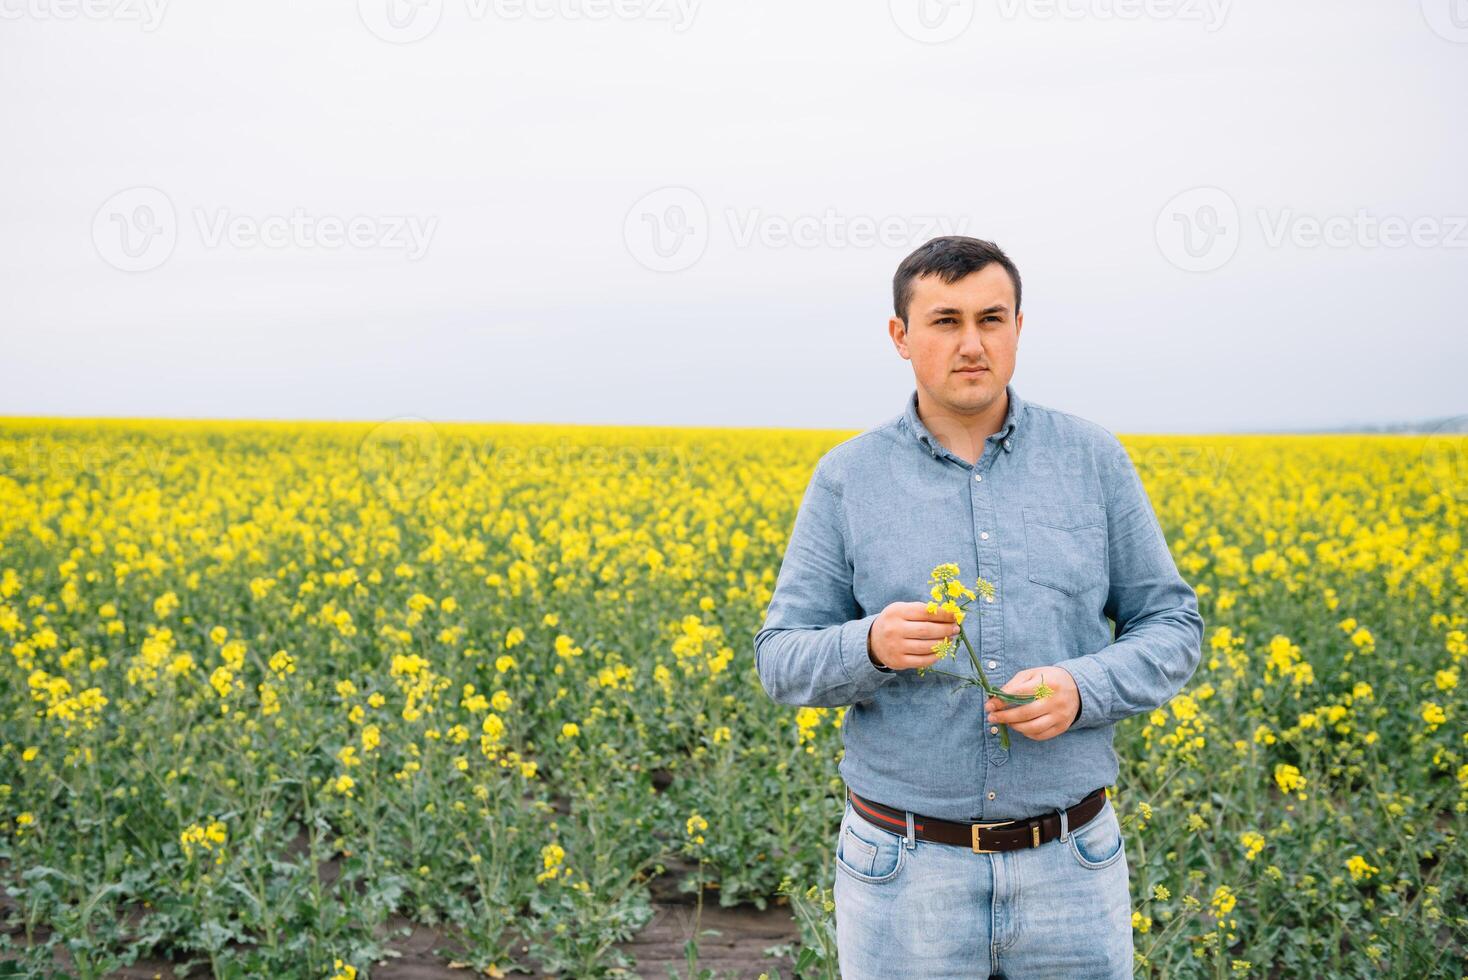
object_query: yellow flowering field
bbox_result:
[0,420,1463,978]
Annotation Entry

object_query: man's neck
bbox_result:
[917,387,1008,466]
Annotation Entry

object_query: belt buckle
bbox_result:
[969,818,1011,854]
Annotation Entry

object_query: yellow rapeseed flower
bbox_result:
[1210,885,1237,917]
[1274,763,1305,796]
[1346,855,1379,881]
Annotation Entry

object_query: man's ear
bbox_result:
[889,316,910,358]
[1015,309,1023,343]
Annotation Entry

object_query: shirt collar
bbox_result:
[902,383,1025,459]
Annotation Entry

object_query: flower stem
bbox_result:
[956,623,1034,702]
[957,621,1014,749]
[920,665,974,683]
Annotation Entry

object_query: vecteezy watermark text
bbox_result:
[93,187,438,272]
[358,0,698,43]
[194,208,437,259]
[994,0,1230,31]
[0,438,176,482]
[624,187,971,272]
[889,0,1229,43]
[1256,209,1468,250]
[0,0,167,30]
[725,209,966,250]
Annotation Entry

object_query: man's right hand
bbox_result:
[867,601,962,671]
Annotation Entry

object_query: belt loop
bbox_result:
[904,809,916,850]
[1057,805,1070,843]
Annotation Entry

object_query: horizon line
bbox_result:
[0,410,1462,437]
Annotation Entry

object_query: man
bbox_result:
[753,236,1204,978]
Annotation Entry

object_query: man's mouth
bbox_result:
[955,366,987,373]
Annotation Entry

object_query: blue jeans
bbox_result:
[832,793,1134,979]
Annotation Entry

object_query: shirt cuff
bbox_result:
[1053,653,1109,730]
[840,612,894,700]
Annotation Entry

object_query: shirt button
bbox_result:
[1004,440,1011,450]
[989,725,999,735]
[987,660,998,670]
[987,791,996,800]
[980,531,989,540]
[974,474,982,482]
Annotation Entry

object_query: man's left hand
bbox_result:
[984,667,1081,741]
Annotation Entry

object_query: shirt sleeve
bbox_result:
[1054,439,1204,730]
[753,464,897,707]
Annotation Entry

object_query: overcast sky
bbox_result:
[2,0,1464,434]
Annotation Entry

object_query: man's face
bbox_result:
[890,263,1023,414]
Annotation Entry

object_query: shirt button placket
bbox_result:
[972,441,1007,810]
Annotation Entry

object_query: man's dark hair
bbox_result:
[892,236,1022,324]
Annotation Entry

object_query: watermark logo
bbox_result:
[358,417,444,506]
[0,0,169,30]
[92,186,177,273]
[906,881,964,955]
[890,0,974,43]
[1155,186,1239,273]
[1157,185,1468,272]
[1421,0,1468,42]
[92,188,439,271]
[358,0,443,43]
[624,187,709,273]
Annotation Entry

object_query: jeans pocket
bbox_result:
[1023,506,1106,597]
[836,804,906,884]
[1067,799,1126,870]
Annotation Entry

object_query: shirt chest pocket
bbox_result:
[1022,505,1107,597]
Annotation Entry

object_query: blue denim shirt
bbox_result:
[753,384,1204,821]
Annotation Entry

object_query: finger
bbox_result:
[890,649,943,669]
[899,638,954,657]
[906,621,963,640]
[999,669,1047,697]
[1038,719,1068,740]
[897,601,958,623]
[1011,717,1061,741]
[988,699,1051,725]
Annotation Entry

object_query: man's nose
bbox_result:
[957,324,986,354]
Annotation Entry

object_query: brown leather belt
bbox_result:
[847,785,1107,853]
